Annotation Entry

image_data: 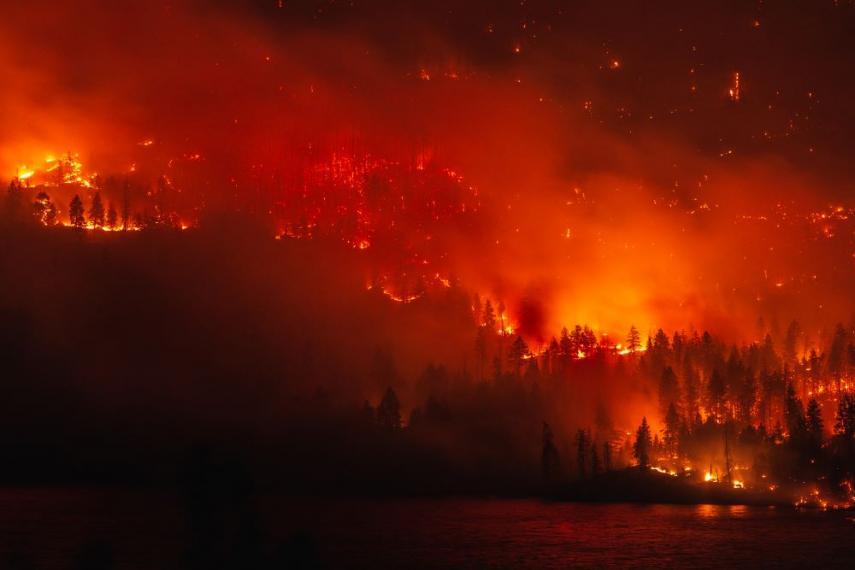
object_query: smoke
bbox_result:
[1,0,852,346]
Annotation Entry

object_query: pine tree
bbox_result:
[659,366,680,420]
[69,195,86,229]
[626,325,641,353]
[633,417,652,468]
[806,398,823,451]
[482,300,496,330]
[706,369,727,422]
[603,441,612,471]
[508,335,529,376]
[784,320,801,363]
[106,202,118,229]
[559,327,572,368]
[664,402,681,457]
[784,383,806,442]
[89,192,105,228]
[835,394,855,438]
[3,178,28,223]
[376,387,401,432]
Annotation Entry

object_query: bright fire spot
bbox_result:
[732,480,744,489]
[17,166,35,180]
[729,71,741,101]
[17,153,99,188]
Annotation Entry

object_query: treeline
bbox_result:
[4,175,189,230]
[1,191,854,500]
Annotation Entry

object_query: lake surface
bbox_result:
[2,490,854,568]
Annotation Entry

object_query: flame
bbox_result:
[19,152,99,188]
[729,71,741,101]
[17,166,35,180]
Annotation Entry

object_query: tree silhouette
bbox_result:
[559,327,572,369]
[835,394,855,438]
[482,300,496,330]
[69,195,86,229]
[806,398,824,455]
[603,441,612,471]
[784,383,806,442]
[89,192,105,228]
[4,178,24,221]
[508,335,529,376]
[579,326,597,357]
[664,402,681,457]
[706,369,726,422]
[658,366,680,420]
[633,417,652,468]
[626,325,641,353]
[106,202,118,229]
[376,387,401,432]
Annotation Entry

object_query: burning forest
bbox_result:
[1,0,855,567]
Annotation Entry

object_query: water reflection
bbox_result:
[2,493,854,568]
[696,504,721,518]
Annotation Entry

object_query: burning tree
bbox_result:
[32,192,57,226]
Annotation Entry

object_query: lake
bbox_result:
[1,490,854,568]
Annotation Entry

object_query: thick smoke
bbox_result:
[1,0,852,342]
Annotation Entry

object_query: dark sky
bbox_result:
[238,0,855,189]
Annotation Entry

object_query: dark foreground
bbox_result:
[2,489,855,569]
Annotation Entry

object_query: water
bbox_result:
[1,490,854,568]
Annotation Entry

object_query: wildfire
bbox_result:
[729,71,741,102]
[17,166,35,180]
[616,343,647,356]
[15,153,98,189]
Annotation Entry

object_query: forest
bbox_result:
[2,180,854,507]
